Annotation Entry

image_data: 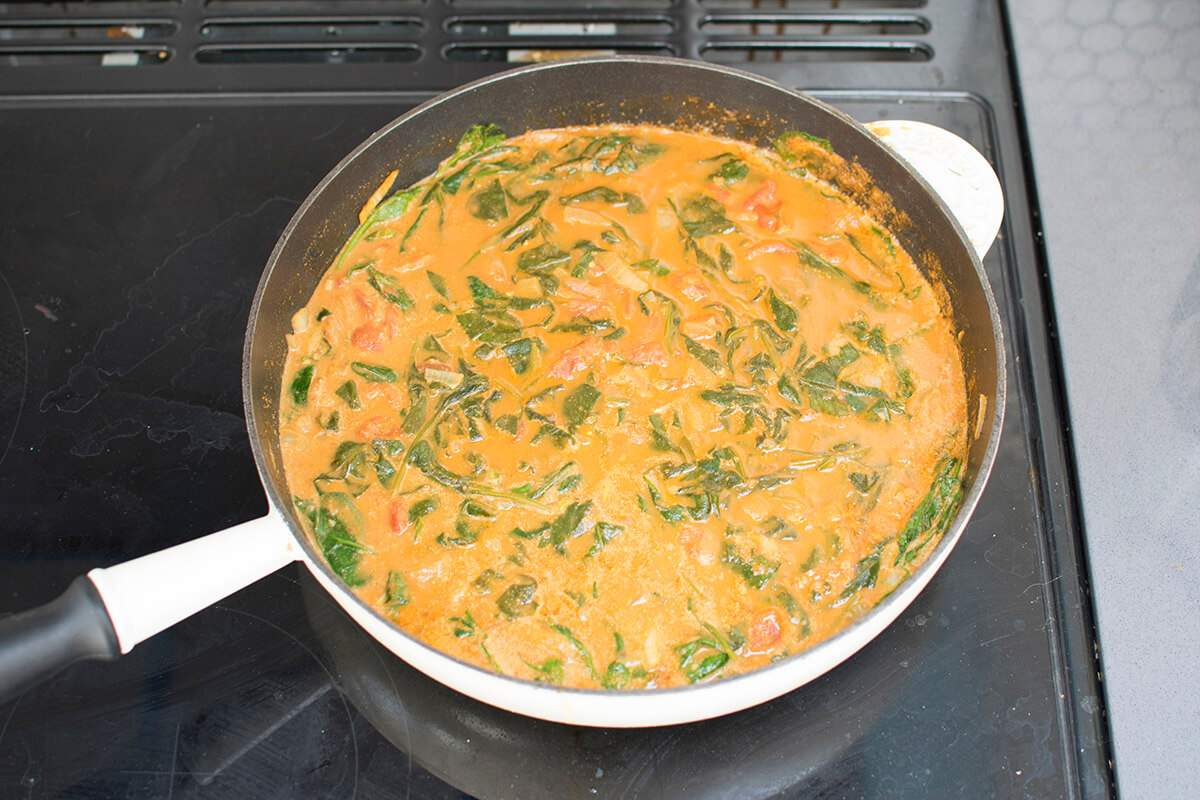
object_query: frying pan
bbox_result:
[0,56,1005,728]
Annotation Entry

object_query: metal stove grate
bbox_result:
[0,0,935,93]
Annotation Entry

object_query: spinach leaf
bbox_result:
[585,521,624,558]
[450,610,478,638]
[793,241,878,299]
[367,267,415,309]
[437,519,480,548]
[408,495,438,526]
[767,289,798,332]
[561,186,647,213]
[500,190,549,240]
[517,242,570,274]
[467,275,501,302]
[448,123,507,167]
[332,185,421,270]
[335,380,360,409]
[293,495,368,586]
[552,316,617,336]
[290,365,314,405]
[456,310,522,345]
[406,440,471,493]
[522,656,563,684]
[849,471,878,493]
[648,413,680,454]
[895,457,963,564]
[426,270,450,299]
[838,544,885,602]
[699,384,763,411]
[631,258,670,277]
[384,571,410,613]
[497,575,538,618]
[472,568,505,594]
[510,501,594,557]
[502,337,536,375]
[676,195,737,238]
[351,362,398,383]
[602,661,631,689]
[673,625,733,683]
[707,154,749,184]
[468,179,509,221]
[563,382,601,428]
[683,336,723,374]
[721,540,780,589]
[843,318,888,354]
[549,622,600,682]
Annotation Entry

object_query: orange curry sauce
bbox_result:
[280,124,967,689]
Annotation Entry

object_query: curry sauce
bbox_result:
[279,124,967,689]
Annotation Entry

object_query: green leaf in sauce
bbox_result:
[351,362,398,383]
[290,365,314,405]
[522,656,564,684]
[673,627,733,684]
[837,541,888,603]
[502,337,536,375]
[384,571,410,613]
[792,241,878,299]
[450,610,478,638]
[293,495,368,586]
[720,540,780,590]
[585,521,623,558]
[549,622,600,682]
[437,519,480,548]
[563,382,601,428]
[560,186,647,213]
[895,456,963,565]
[767,289,798,332]
[367,267,415,310]
[602,661,632,689]
[335,380,360,410]
[683,336,723,375]
[468,178,509,221]
[676,195,737,239]
[407,496,438,537]
[426,270,450,299]
[497,575,539,618]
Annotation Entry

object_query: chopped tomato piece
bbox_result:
[746,240,793,259]
[679,311,726,340]
[546,336,602,379]
[352,288,376,317]
[358,416,400,440]
[624,339,669,367]
[351,324,384,351]
[562,297,610,318]
[563,276,605,299]
[742,179,782,232]
[747,608,783,651]
[670,271,710,302]
[389,499,410,536]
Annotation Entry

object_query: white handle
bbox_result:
[866,120,1004,260]
[86,512,300,654]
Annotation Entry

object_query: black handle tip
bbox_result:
[0,575,121,703]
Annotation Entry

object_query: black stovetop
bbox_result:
[0,2,1114,798]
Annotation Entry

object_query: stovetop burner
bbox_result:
[0,2,1114,798]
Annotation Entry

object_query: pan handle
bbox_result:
[0,512,298,701]
[866,120,1005,260]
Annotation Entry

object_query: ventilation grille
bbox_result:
[0,0,934,92]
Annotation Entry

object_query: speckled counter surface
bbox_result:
[1007,2,1200,798]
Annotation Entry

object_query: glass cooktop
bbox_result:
[0,1,1113,798]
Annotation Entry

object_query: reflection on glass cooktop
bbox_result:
[0,93,1080,799]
